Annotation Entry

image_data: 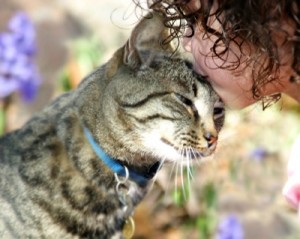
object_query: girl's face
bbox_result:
[182,2,297,109]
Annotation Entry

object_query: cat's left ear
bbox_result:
[123,12,175,69]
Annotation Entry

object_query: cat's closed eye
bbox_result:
[174,93,193,106]
[174,92,199,118]
[214,107,225,118]
[213,100,225,120]
[213,100,225,132]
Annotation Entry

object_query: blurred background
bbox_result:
[0,0,299,238]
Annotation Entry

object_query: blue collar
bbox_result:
[83,127,159,186]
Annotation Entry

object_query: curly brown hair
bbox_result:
[132,0,299,108]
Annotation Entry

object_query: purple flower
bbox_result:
[216,215,244,239]
[8,12,36,56]
[0,33,19,62]
[249,147,268,161]
[0,11,40,102]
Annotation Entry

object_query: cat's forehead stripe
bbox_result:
[183,60,193,70]
[194,98,210,116]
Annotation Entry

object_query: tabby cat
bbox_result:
[0,13,225,239]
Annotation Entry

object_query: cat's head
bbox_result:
[101,13,225,164]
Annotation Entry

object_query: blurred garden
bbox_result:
[0,0,299,238]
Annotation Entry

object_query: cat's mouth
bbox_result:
[181,149,204,160]
[161,137,212,160]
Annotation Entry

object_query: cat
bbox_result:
[0,12,225,239]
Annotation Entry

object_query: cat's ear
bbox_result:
[123,12,175,69]
[105,12,175,78]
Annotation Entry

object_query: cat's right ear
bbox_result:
[123,12,174,69]
[105,12,175,78]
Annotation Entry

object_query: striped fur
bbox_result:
[0,13,224,238]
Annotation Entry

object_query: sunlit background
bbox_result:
[0,0,299,238]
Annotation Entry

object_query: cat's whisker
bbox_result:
[187,146,194,180]
[174,159,180,202]
[174,145,184,201]
[192,148,202,167]
[186,147,192,196]
[150,157,166,189]
[162,158,177,202]
[181,148,189,200]
[188,147,198,176]
[168,158,177,183]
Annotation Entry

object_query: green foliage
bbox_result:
[172,168,192,206]
[172,184,190,207]
[0,107,4,136]
[71,38,103,76]
[59,37,103,92]
[196,211,217,239]
[173,179,219,239]
[202,182,218,209]
[60,69,72,92]
[195,182,218,239]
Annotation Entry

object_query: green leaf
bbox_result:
[59,69,72,92]
[0,107,5,136]
[202,182,218,209]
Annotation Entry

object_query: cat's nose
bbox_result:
[204,133,218,148]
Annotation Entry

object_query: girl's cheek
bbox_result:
[182,35,192,52]
[183,35,256,108]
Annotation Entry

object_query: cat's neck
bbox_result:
[83,127,160,187]
[75,72,161,186]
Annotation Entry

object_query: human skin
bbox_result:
[181,0,300,215]
[184,21,300,213]
[182,2,300,109]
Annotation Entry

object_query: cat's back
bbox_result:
[0,129,38,238]
[0,90,80,238]
[0,65,110,238]
[0,90,71,161]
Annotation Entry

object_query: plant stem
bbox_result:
[0,101,5,136]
